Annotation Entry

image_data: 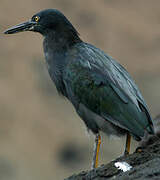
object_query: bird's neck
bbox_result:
[43,32,77,96]
[44,30,81,49]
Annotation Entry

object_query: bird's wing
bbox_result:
[63,43,153,136]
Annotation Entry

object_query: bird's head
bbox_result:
[4,9,80,40]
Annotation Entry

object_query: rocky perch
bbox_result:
[65,135,160,180]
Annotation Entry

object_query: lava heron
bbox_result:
[4,9,154,169]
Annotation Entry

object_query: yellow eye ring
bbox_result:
[34,16,40,22]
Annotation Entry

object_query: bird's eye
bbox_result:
[34,16,40,22]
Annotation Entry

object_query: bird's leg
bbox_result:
[91,133,101,169]
[124,133,131,155]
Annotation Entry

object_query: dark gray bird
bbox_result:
[4,9,154,169]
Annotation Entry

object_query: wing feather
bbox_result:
[63,43,153,136]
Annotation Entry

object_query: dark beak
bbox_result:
[4,20,37,34]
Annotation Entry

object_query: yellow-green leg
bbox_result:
[124,133,131,155]
[91,133,101,169]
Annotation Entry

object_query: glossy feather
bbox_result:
[64,42,153,139]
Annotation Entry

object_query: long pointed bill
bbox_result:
[4,21,37,34]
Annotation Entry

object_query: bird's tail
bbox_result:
[139,114,160,147]
[153,114,160,137]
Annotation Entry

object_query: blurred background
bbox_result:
[1,0,160,179]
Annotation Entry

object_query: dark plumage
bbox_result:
[4,9,154,168]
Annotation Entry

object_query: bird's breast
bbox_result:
[44,50,67,96]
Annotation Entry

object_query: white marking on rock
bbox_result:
[114,161,132,172]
